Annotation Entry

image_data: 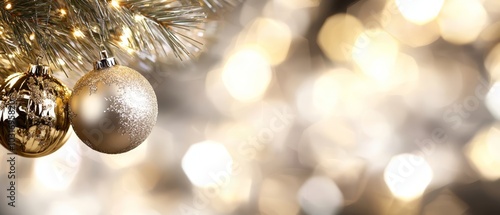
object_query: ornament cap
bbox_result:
[28,64,50,76]
[94,50,117,70]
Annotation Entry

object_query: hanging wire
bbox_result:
[33,0,42,65]
[95,0,106,46]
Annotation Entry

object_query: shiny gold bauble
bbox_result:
[0,65,72,157]
[69,54,158,154]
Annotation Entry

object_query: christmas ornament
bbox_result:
[69,50,158,154]
[0,63,72,157]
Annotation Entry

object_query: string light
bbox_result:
[5,3,12,10]
[59,9,67,17]
[111,0,120,8]
[384,154,433,201]
[396,0,444,25]
[29,33,35,40]
[134,14,144,21]
[118,26,133,53]
[73,29,85,38]
[57,58,65,65]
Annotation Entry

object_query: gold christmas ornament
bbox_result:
[69,51,158,154]
[0,64,72,157]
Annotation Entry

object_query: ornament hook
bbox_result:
[94,50,117,70]
[36,55,43,65]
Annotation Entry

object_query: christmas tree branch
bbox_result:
[114,0,206,59]
[0,0,237,79]
[198,0,241,15]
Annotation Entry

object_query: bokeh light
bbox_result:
[312,71,340,117]
[182,141,234,187]
[438,0,488,44]
[3,0,500,214]
[222,47,272,103]
[383,5,440,47]
[352,31,399,83]
[317,13,364,62]
[274,0,320,9]
[297,176,343,215]
[485,43,500,82]
[100,136,149,169]
[296,68,377,121]
[465,124,500,180]
[486,82,500,119]
[395,0,444,25]
[241,18,292,65]
[384,153,433,201]
[33,130,81,191]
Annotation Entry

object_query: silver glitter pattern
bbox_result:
[71,65,158,154]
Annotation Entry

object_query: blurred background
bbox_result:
[3,0,500,214]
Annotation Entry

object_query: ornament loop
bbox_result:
[27,64,50,76]
[94,50,117,70]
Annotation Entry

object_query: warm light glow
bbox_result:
[181,140,233,187]
[383,4,441,47]
[485,44,500,82]
[77,93,105,122]
[57,58,65,65]
[381,53,420,92]
[318,13,364,62]
[312,71,340,117]
[101,138,148,169]
[33,132,81,191]
[59,9,67,17]
[118,26,132,49]
[242,18,292,65]
[134,14,144,21]
[275,0,320,9]
[47,202,80,215]
[485,82,500,120]
[29,33,35,40]
[122,26,132,37]
[197,165,254,214]
[297,68,375,121]
[297,177,343,215]
[222,47,272,103]
[396,0,444,25]
[384,154,433,201]
[73,29,85,38]
[352,31,399,82]
[111,0,120,8]
[438,0,488,44]
[465,124,500,180]
[5,3,12,10]
[120,166,161,194]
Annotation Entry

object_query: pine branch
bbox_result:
[0,0,239,79]
[115,0,206,59]
[199,0,242,16]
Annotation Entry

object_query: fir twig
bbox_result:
[0,0,238,79]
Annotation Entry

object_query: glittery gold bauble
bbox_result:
[0,64,72,157]
[69,51,158,154]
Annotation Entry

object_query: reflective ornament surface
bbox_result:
[69,51,158,154]
[0,64,72,157]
